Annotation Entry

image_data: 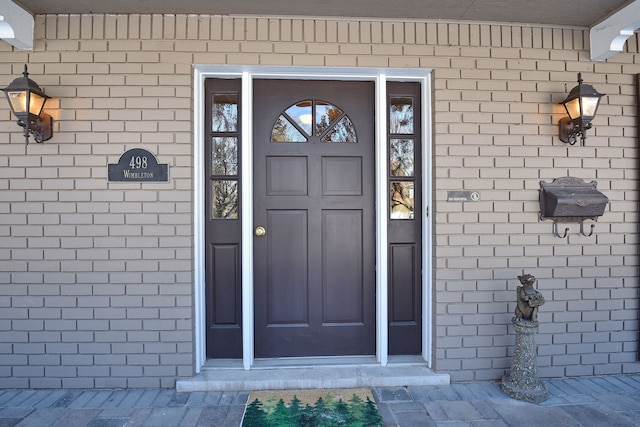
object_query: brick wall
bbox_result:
[0,14,638,387]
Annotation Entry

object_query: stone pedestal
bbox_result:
[502,318,548,403]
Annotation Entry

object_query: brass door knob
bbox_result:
[255,226,266,237]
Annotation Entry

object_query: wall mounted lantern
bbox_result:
[558,73,604,146]
[2,64,52,144]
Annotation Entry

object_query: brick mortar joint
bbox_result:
[34,14,589,47]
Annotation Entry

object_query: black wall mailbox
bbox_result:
[539,177,608,238]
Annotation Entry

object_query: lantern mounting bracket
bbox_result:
[558,117,592,146]
[17,111,53,143]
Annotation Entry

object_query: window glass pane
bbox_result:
[390,138,414,177]
[390,181,414,219]
[390,97,414,134]
[271,99,358,143]
[212,180,238,219]
[212,93,238,132]
[212,137,237,175]
[321,116,357,143]
[271,115,307,142]
[284,100,313,136]
[316,101,343,135]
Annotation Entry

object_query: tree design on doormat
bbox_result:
[242,392,383,427]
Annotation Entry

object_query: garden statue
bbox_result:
[514,274,545,322]
[502,273,548,403]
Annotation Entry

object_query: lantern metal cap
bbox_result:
[2,65,49,100]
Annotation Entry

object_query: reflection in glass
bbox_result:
[212,180,238,219]
[212,137,237,175]
[390,181,414,219]
[212,93,238,132]
[321,116,357,143]
[390,97,414,134]
[390,138,414,177]
[271,115,307,142]
[271,99,358,143]
[285,100,313,135]
[316,101,343,135]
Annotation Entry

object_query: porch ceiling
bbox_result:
[11,0,633,28]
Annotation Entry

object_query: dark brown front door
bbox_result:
[253,80,376,357]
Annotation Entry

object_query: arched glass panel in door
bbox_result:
[270,99,357,143]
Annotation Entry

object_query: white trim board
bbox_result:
[192,65,433,373]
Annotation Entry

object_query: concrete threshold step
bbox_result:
[176,358,450,392]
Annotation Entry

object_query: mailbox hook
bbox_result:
[553,222,569,238]
[580,221,595,237]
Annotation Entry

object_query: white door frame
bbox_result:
[193,65,433,372]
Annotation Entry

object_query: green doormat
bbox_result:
[242,388,383,427]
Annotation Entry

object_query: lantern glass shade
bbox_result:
[6,90,47,117]
[562,94,602,124]
[579,96,601,120]
[562,98,580,121]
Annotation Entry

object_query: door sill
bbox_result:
[202,355,426,370]
[177,355,450,391]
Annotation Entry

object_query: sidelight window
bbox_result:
[389,97,416,219]
[210,92,240,219]
[387,82,422,356]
